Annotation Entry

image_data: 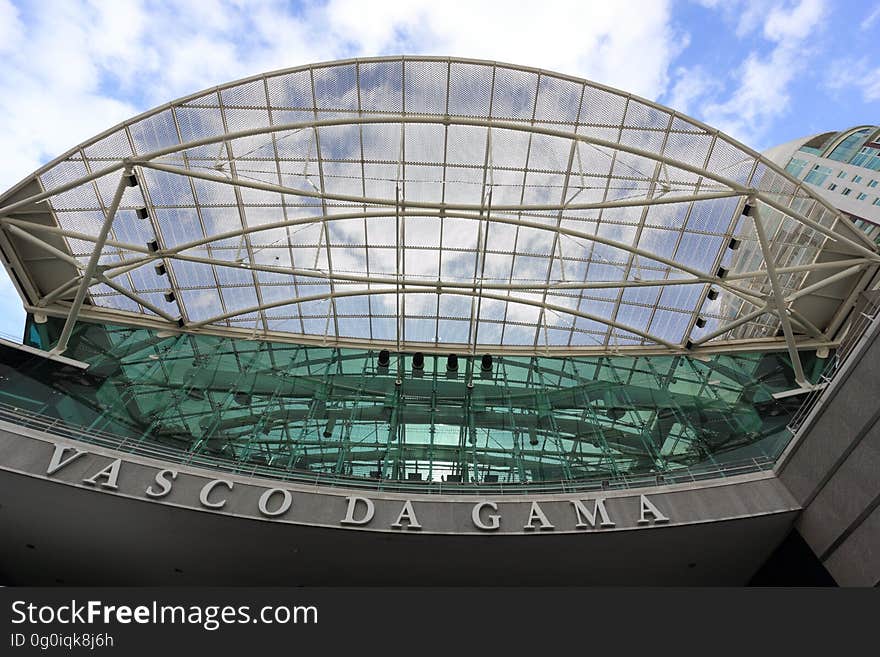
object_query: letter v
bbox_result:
[46,443,87,475]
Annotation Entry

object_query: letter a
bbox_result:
[523,501,555,531]
[638,495,669,524]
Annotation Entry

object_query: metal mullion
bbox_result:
[264,74,307,336]
[434,61,452,346]
[679,155,759,348]
[532,139,578,348]
[466,65,496,352]
[170,104,233,328]
[607,112,674,347]
[567,102,628,348]
[660,132,717,334]
[51,166,131,355]
[214,94,266,334]
[308,67,341,341]
[80,148,137,306]
[355,62,374,342]
[750,198,808,386]
[499,79,541,345]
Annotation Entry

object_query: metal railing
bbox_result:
[0,401,775,496]
[787,292,880,435]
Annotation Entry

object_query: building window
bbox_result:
[873,198,880,206]
[785,158,807,178]
[857,192,868,200]
[853,174,863,183]
[842,188,852,195]
[869,179,879,187]
[828,128,873,163]
[805,165,833,186]
[828,183,838,191]
[837,171,848,178]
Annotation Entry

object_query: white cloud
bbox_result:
[860,3,880,30]
[666,65,722,115]
[824,57,880,102]
[0,0,688,192]
[0,0,689,337]
[695,0,827,147]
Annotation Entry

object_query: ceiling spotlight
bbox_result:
[728,237,741,250]
[146,239,159,253]
[154,263,167,276]
[446,354,458,372]
[706,288,719,301]
[163,291,176,303]
[480,354,493,372]
[742,203,753,216]
[412,352,424,371]
[695,317,707,328]
[125,173,139,187]
[716,266,729,279]
[377,349,390,368]
[136,207,149,220]
[606,407,626,421]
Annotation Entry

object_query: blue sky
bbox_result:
[0,0,878,342]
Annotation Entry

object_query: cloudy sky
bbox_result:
[0,0,878,341]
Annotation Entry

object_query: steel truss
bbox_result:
[0,57,877,367]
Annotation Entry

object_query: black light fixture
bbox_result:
[186,388,205,401]
[136,207,149,220]
[176,317,185,328]
[706,288,719,301]
[695,317,707,328]
[163,291,176,303]
[480,354,493,372]
[412,352,424,371]
[377,349,390,368]
[606,407,626,421]
[685,339,694,350]
[728,237,741,250]
[716,266,729,279]
[125,173,139,187]
[154,263,167,276]
[446,353,458,372]
[323,417,336,438]
[146,239,159,253]
[742,203,753,216]
[529,426,539,446]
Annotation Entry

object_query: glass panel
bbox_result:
[0,315,827,491]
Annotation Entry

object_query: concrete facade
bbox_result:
[776,294,880,586]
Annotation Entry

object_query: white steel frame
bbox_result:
[0,57,877,370]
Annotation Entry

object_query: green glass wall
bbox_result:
[0,316,823,488]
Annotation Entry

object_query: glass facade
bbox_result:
[850,145,880,171]
[827,128,873,163]
[0,315,824,490]
[804,164,832,185]
[785,157,807,178]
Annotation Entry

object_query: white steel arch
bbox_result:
[0,56,877,376]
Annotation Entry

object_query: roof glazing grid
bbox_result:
[4,57,878,361]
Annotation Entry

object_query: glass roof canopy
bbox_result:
[1,57,878,379]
